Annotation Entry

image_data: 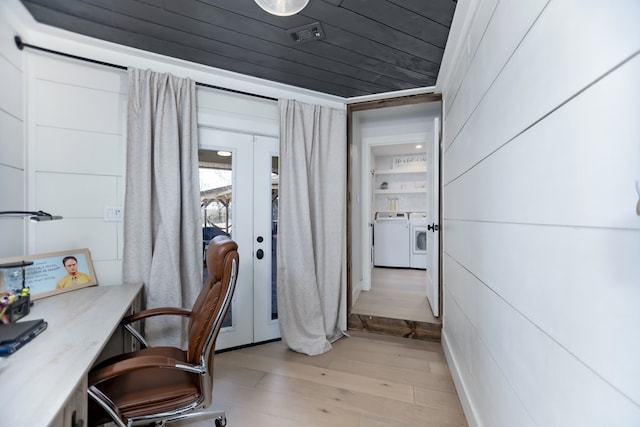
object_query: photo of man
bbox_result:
[56,256,92,289]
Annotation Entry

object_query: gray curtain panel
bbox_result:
[277,99,347,356]
[123,68,201,347]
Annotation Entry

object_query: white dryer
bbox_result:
[373,212,410,268]
[409,212,427,269]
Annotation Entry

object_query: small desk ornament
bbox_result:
[0,260,33,323]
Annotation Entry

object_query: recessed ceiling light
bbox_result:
[217,151,232,157]
[416,145,423,149]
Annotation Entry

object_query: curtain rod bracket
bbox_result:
[15,35,24,50]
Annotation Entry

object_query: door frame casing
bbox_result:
[346,93,443,317]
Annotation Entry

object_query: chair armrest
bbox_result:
[122,307,192,324]
[89,354,198,386]
[121,308,192,349]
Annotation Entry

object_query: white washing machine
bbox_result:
[409,212,428,269]
[373,212,410,268]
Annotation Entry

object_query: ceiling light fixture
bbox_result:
[217,151,232,157]
[255,0,310,16]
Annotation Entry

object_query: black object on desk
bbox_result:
[0,318,48,356]
[0,260,34,323]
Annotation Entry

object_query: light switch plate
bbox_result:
[104,206,123,222]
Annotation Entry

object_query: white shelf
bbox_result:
[375,188,426,194]
[375,168,426,175]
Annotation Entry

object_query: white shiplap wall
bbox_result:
[9,52,286,287]
[1,0,338,287]
[439,1,640,426]
[26,52,128,285]
[0,12,26,258]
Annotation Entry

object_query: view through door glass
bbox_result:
[199,150,234,327]
[199,151,279,328]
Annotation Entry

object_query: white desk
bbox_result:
[0,282,143,427]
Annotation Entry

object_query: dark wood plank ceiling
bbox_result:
[19,0,456,98]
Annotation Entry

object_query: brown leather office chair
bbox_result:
[88,235,239,427]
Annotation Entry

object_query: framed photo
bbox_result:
[0,248,97,300]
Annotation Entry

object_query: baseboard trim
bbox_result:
[442,329,481,427]
[352,280,363,305]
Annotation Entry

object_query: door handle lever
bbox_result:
[427,223,439,232]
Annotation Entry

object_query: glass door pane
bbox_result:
[199,128,254,349]
[200,149,233,327]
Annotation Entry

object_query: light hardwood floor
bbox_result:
[208,332,467,427]
[352,267,440,324]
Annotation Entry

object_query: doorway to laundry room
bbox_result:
[362,140,437,321]
[347,96,442,336]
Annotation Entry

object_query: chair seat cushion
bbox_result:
[89,346,202,425]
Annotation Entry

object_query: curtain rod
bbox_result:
[14,36,277,102]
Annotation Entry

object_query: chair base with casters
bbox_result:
[88,235,238,427]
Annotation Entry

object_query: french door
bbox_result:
[199,127,280,350]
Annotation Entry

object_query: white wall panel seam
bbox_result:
[443,274,537,426]
[0,108,24,122]
[35,123,122,137]
[0,107,23,121]
[443,247,640,410]
[0,50,22,74]
[35,76,126,95]
[444,0,501,116]
[443,1,640,186]
[0,163,24,172]
[443,219,640,404]
[445,1,550,154]
[443,48,640,187]
[34,169,122,178]
[440,218,640,233]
